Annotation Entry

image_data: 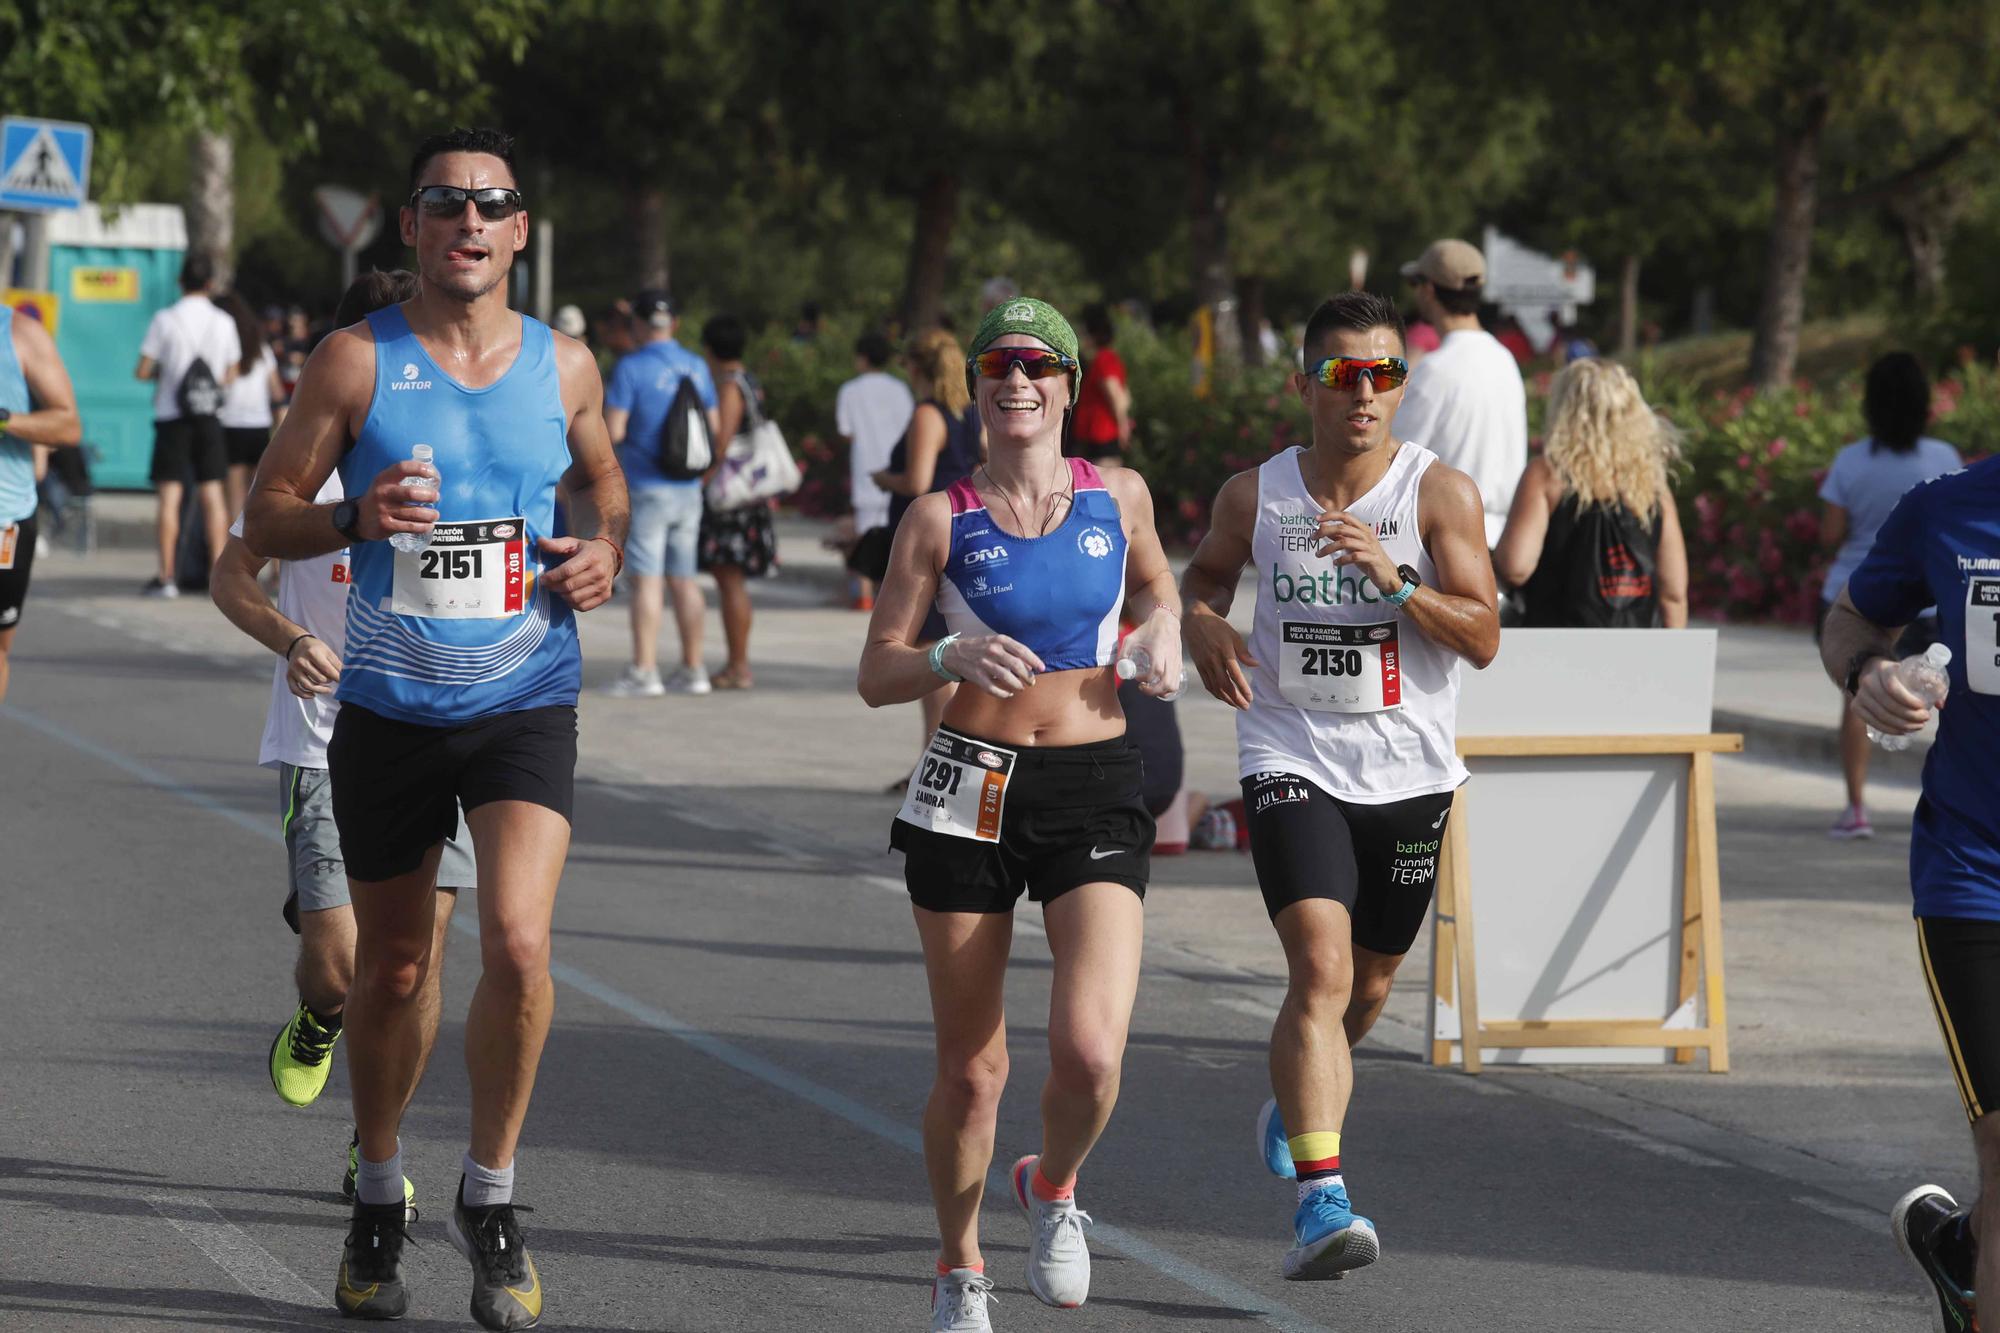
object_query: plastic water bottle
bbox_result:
[388,444,438,554]
[1116,643,1184,702]
[1867,643,1952,751]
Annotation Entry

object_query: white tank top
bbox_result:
[1236,443,1468,803]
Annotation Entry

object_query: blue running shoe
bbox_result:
[1284,1181,1379,1281]
[1257,1098,1296,1179]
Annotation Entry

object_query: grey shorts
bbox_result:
[626,482,703,578]
[279,763,475,932]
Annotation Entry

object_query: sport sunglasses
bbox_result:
[1307,355,1409,392]
[969,347,1079,380]
[408,185,526,220]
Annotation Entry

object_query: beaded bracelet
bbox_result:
[928,633,963,682]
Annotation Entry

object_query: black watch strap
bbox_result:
[332,499,362,542]
[1844,650,1887,697]
[0,406,12,426]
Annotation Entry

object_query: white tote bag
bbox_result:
[706,371,802,511]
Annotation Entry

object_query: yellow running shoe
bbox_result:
[269,1002,340,1107]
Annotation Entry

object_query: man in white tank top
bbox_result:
[1182,291,1499,1282]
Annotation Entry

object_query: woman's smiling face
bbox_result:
[976,334,1072,449]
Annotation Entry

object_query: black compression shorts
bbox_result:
[1243,770,1457,955]
[0,510,38,632]
[1917,916,2000,1124]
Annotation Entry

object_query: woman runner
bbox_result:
[858,297,1182,1332]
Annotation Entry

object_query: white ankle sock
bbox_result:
[461,1152,514,1208]
[356,1141,403,1206]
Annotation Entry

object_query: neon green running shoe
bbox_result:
[269,1002,341,1107]
[340,1131,418,1221]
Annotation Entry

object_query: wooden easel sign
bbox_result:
[1426,629,1737,1073]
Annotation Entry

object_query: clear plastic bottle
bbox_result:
[1867,642,1952,751]
[1115,642,1184,702]
[388,444,438,554]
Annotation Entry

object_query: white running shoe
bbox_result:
[930,1267,996,1332]
[664,665,712,695]
[1011,1155,1092,1308]
[604,665,665,698]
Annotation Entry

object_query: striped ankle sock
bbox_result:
[1289,1131,1341,1198]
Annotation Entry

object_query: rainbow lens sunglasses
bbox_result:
[969,347,1080,380]
[409,185,526,220]
[1308,355,1409,391]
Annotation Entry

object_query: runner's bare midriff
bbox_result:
[943,663,1125,748]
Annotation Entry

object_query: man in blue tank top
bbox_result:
[245,127,628,1330]
[1821,461,2000,1332]
[0,306,84,704]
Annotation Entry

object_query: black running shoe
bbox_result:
[448,1178,543,1330]
[1891,1183,1978,1333]
[335,1198,412,1320]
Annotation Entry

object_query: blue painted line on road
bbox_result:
[5,699,1338,1333]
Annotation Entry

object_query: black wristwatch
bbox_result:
[0,406,11,428]
[331,498,363,542]
[1397,563,1423,591]
[1844,649,1887,697]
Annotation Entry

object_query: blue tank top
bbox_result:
[0,317,35,525]
[936,457,1125,672]
[336,306,578,725]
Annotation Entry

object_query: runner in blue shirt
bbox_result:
[1821,455,2000,1332]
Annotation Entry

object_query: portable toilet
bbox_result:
[46,204,187,490]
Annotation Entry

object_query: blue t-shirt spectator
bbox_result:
[1820,434,1962,602]
[606,338,718,489]
[1847,459,2000,921]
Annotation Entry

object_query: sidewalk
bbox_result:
[75,490,1917,779]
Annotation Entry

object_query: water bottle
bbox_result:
[388,444,438,554]
[1116,642,1184,702]
[1867,643,1952,751]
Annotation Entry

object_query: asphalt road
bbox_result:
[0,549,1957,1332]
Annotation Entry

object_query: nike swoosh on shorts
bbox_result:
[1089,847,1124,860]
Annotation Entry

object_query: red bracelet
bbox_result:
[591,534,624,575]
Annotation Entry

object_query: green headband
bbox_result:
[968,296,1079,364]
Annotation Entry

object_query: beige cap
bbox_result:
[1400,239,1485,291]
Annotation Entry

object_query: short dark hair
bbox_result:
[180,251,215,292]
[1863,352,1930,455]
[1431,281,1482,317]
[855,330,892,368]
[334,269,419,328]
[702,314,747,362]
[407,127,518,194]
[1081,302,1115,347]
[1302,292,1406,362]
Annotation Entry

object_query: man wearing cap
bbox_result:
[1395,239,1525,549]
[602,289,720,696]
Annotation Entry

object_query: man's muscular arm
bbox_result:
[1405,464,1500,667]
[539,334,628,613]
[1182,470,1262,709]
[244,328,437,559]
[5,313,81,447]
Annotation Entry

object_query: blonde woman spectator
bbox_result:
[1494,358,1687,628]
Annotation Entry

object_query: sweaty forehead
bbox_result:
[414,152,516,192]
[1311,324,1404,364]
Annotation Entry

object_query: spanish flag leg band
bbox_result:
[1288,1130,1342,1176]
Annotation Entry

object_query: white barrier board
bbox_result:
[1433,629,1718,1065]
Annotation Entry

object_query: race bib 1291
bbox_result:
[896,729,1016,842]
[1277,620,1402,713]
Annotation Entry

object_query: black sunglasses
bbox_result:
[408,185,525,220]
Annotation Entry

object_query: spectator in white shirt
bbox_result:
[835,330,913,609]
[1395,239,1527,548]
[135,253,240,597]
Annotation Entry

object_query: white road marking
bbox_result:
[1792,1194,1885,1234]
[146,1193,322,1310]
[1585,1125,1731,1167]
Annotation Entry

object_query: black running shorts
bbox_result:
[328,703,577,882]
[1242,771,1457,955]
[892,730,1153,914]
[0,511,38,631]
[150,416,228,485]
[1916,916,2000,1124]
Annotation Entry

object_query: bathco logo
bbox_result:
[1269,563,1382,606]
[389,362,432,391]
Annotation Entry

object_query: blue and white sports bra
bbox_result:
[935,457,1125,672]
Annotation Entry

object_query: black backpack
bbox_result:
[177,356,222,418]
[653,373,713,480]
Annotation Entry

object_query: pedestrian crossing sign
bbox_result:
[0,117,92,211]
